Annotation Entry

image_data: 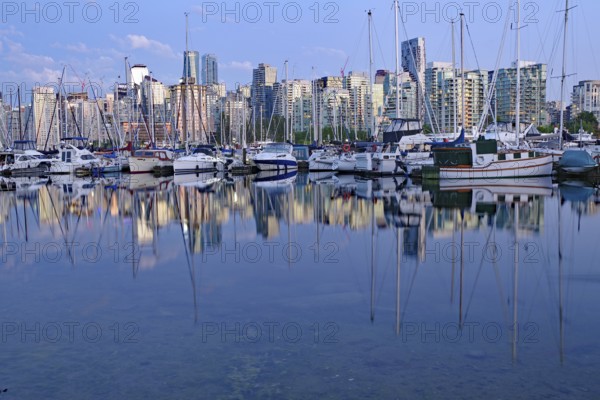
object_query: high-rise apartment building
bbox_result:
[251,63,277,120]
[494,61,547,126]
[201,54,218,85]
[425,62,489,134]
[401,37,426,121]
[571,80,600,127]
[33,86,60,148]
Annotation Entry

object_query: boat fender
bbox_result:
[372,144,377,152]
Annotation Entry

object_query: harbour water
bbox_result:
[1,172,599,399]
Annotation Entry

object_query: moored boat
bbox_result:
[557,149,598,174]
[252,143,297,171]
[173,146,225,174]
[128,148,175,174]
[422,139,554,180]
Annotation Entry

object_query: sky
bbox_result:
[1,0,600,103]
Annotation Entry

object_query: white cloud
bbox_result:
[0,25,23,37]
[221,61,254,71]
[125,34,177,59]
[21,67,64,84]
[52,42,90,53]
[3,39,55,66]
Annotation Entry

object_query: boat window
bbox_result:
[193,148,213,156]
[263,144,291,153]
[81,154,96,160]
[409,121,421,131]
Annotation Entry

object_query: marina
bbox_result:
[2,0,600,397]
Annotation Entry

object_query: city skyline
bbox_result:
[1,0,599,103]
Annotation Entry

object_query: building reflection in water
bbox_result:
[4,173,600,266]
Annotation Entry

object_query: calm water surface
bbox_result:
[1,172,599,399]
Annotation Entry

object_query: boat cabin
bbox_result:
[11,140,37,152]
[263,143,294,154]
[383,118,422,143]
[133,149,173,161]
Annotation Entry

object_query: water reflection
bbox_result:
[1,173,599,398]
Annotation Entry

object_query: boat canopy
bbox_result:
[382,118,422,143]
[558,149,597,169]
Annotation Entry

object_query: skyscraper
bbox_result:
[401,37,426,121]
[183,50,200,84]
[571,80,600,126]
[32,86,59,148]
[202,54,219,85]
[251,63,277,120]
[495,61,547,126]
[425,61,489,134]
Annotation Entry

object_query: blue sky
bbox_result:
[1,0,599,102]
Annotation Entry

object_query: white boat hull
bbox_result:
[174,156,224,174]
[355,153,404,175]
[50,160,98,174]
[129,157,173,174]
[308,159,336,171]
[253,155,297,171]
[437,155,554,179]
[334,154,356,172]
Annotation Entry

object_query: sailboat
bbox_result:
[422,10,554,180]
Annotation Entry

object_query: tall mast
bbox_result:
[452,20,458,136]
[368,10,375,139]
[183,12,189,152]
[558,0,569,151]
[515,0,521,147]
[394,0,400,118]
[17,87,23,140]
[149,71,155,145]
[124,57,132,146]
[311,67,318,144]
[460,13,465,134]
[284,60,289,142]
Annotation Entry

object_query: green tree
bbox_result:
[537,125,554,134]
[569,111,599,135]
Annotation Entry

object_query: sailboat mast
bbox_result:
[394,0,400,118]
[284,60,289,142]
[460,13,465,134]
[311,67,318,144]
[452,20,458,136]
[515,0,521,147]
[184,12,189,153]
[17,87,23,140]
[368,10,375,140]
[558,0,569,151]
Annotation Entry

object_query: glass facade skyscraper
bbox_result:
[183,51,200,84]
[202,54,218,85]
